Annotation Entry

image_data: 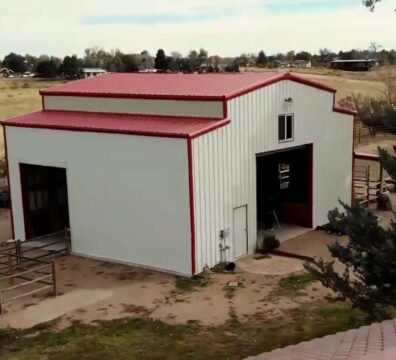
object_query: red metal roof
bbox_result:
[1,111,230,139]
[247,318,396,360]
[40,72,337,100]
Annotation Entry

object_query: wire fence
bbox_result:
[354,123,396,145]
[0,230,70,314]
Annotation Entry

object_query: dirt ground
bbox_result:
[0,193,395,331]
[0,206,334,330]
[0,252,334,330]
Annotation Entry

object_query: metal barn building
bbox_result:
[1,72,356,276]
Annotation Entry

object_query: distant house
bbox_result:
[293,60,312,69]
[82,68,107,78]
[0,68,15,77]
[330,59,377,71]
[277,60,311,69]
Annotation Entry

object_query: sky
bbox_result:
[0,0,395,58]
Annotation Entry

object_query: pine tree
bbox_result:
[154,49,167,71]
[256,51,268,67]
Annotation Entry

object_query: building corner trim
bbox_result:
[187,139,196,275]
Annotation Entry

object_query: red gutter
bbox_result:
[187,139,196,275]
[40,108,225,120]
[333,106,357,116]
[1,118,231,140]
[2,125,15,239]
[41,91,226,102]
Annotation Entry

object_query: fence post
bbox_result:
[7,253,14,285]
[366,166,370,205]
[15,239,22,269]
[52,261,57,296]
[359,128,361,143]
[379,163,384,195]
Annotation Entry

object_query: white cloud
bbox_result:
[0,0,394,58]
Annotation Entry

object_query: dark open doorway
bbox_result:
[20,164,70,240]
[256,144,313,230]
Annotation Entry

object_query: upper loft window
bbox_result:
[278,114,294,142]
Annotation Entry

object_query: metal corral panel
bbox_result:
[44,96,224,118]
[6,127,192,275]
[192,80,353,272]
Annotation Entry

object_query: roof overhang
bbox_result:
[1,111,230,139]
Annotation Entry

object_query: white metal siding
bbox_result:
[44,96,224,118]
[6,127,192,275]
[192,80,353,272]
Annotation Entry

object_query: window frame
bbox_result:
[278,113,294,143]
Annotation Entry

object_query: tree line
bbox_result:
[1,45,396,79]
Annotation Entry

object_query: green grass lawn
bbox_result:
[0,303,367,360]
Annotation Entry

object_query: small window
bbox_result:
[278,114,294,142]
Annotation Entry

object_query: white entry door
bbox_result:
[233,205,248,258]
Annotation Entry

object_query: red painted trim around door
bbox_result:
[2,126,15,238]
[308,143,314,228]
[187,139,196,275]
[19,164,31,239]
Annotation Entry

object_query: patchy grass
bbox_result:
[0,78,65,157]
[175,276,207,293]
[0,303,369,360]
[278,273,317,295]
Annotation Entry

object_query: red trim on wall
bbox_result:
[225,72,337,100]
[2,126,15,238]
[19,163,31,240]
[308,143,314,228]
[187,139,196,275]
[222,100,228,118]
